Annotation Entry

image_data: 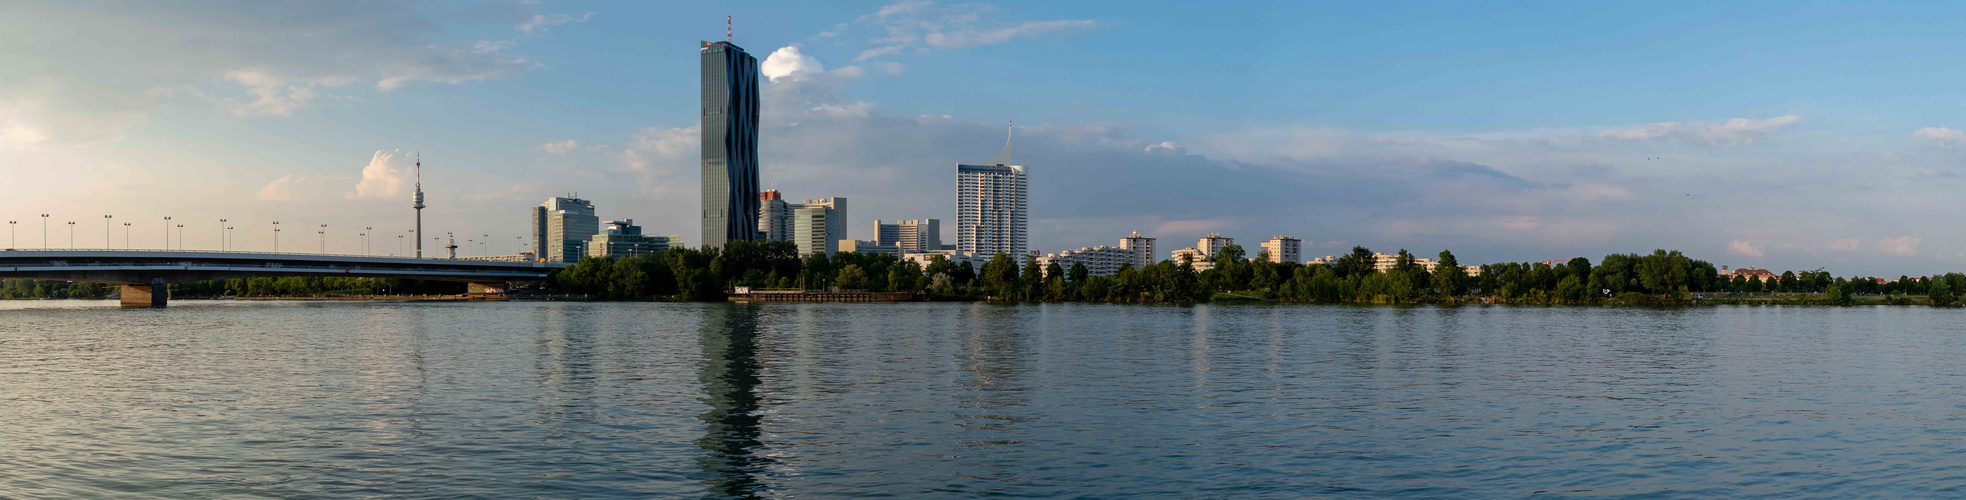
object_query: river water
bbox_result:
[5,301,1966,498]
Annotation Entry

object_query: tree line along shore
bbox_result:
[7,240,1964,306]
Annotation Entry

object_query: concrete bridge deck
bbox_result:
[0,249,568,307]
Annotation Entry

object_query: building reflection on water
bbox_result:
[695,303,773,499]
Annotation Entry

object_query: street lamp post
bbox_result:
[7,220,15,249]
[176,224,184,250]
[103,215,112,249]
[397,234,404,256]
[272,221,281,252]
[123,223,132,250]
[226,226,235,251]
[219,219,228,251]
[66,221,75,248]
[41,214,49,249]
[163,216,172,250]
[318,224,327,254]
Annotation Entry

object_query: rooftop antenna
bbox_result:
[727,15,732,43]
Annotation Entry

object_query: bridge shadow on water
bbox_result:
[694,303,773,499]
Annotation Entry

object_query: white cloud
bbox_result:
[1877,236,1921,256]
[222,70,321,117]
[348,150,408,200]
[518,13,590,34]
[1598,115,1802,145]
[925,19,1098,49]
[834,1,1099,61]
[616,125,700,194]
[1144,141,1185,155]
[763,46,824,81]
[1726,239,1765,259]
[1199,127,1349,165]
[1912,127,1966,149]
[0,3,538,120]
[543,140,581,155]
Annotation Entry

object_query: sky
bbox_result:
[5,1,1966,277]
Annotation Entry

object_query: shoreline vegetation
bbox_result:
[7,241,1963,307]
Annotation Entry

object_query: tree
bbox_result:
[1432,250,1465,297]
[1931,276,1956,307]
[1069,262,1090,284]
[836,264,869,290]
[982,254,1020,299]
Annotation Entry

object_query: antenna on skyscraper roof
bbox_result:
[727,15,732,42]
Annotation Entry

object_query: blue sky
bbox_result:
[5,1,1966,276]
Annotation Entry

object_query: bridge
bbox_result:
[0,249,569,307]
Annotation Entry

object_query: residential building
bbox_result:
[532,197,598,263]
[1306,252,1445,273]
[957,125,1028,260]
[1170,234,1234,271]
[1119,230,1156,269]
[588,219,671,258]
[1721,267,1779,282]
[904,250,986,270]
[839,239,901,257]
[1036,245,1135,277]
[1260,236,1302,263]
[876,219,942,253]
[701,40,761,249]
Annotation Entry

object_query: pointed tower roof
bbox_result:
[986,121,1013,165]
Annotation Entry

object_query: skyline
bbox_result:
[7,2,1966,276]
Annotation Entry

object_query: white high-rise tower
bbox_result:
[956,123,1027,259]
[413,153,425,259]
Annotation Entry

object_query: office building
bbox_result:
[1260,236,1302,263]
[533,197,598,263]
[758,190,793,242]
[1119,230,1156,269]
[1036,245,1135,277]
[957,125,1027,259]
[790,197,846,257]
[588,219,671,258]
[876,219,942,253]
[840,239,901,257]
[701,40,761,249]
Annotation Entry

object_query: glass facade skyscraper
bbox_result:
[700,40,761,250]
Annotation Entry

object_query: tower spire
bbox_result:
[727,15,732,42]
[986,121,1014,165]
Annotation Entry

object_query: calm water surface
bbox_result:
[6,301,1966,498]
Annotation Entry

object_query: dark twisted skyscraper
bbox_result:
[700,40,761,249]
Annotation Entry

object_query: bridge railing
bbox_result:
[0,248,536,263]
[1,260,551,276]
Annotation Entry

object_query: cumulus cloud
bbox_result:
[1912,127,1966,149]
[1726,239,1765,259]
[1877,236,1921,256]
[348,150,408,199]
[831,1,1100,61]
[762,46,826,81]
[543,140,581,155]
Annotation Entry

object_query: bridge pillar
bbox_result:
[467,282,508,298]
[120,282,167,308]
